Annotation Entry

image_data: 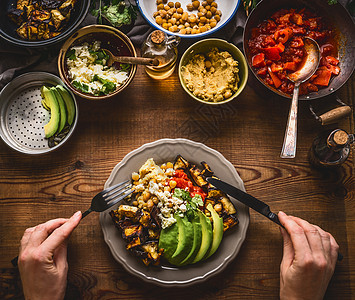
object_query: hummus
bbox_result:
[181,48,240,102]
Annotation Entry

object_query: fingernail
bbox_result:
[73,211,81,219]
[278,211,286,216]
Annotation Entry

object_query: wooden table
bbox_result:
[0,54,353,299]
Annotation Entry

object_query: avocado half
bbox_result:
[41,86,60,138]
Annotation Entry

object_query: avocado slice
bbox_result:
[204,203,224,259]
[192,210,213,263]
[159,221,179,259]
[180,211,202,266]
[50,87,67,134]
[168,214,194,266]
[55,85,76,126]
[42,86,60,138]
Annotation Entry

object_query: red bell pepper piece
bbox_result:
[325,56,339,66]
[268,67,282,88]
[291,13,303,25]
[257,67,268,76]
[311,68,332,86]
[284,61,298,71]
[326,64,340,75]
[274,28,293,44]
[252,53,266,67]
[271,63,283,73]
[264,47,281,60]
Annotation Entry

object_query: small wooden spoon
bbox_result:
[103,49,159,67]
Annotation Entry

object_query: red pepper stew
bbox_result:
[170,169,207,200]
[248,8,339,95]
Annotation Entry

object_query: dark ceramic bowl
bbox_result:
[0,0,90,48]
[243,0,355,100]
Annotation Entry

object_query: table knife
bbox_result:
[206,177,283,227]
[206,177,343,261]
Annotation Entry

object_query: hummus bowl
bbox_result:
[100,138,249,287]
[179,39,248,105]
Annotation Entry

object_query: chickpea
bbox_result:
[180,28,187,34]
[166,162,173,169]
[186,3,193,11]
[193,1,200,8]
[168,1,174,7]
[206,11,212,18]
[167,22,172,27]
[143,203,148,209]
[156,0,163,4]
[186,27,192,34]
[200,16,207,23]
[160,163,167,170]
[202,1,207,6]
[214,203,222,212]
[132,200,138,207]
[164,186,171,192]
[162,22,169,29]
[175,1,181,8]
[200,26,207,32]
[178,24,185,30]
[224,90,233,99]
[147,199,154,209]
[207,0,213,3]
[169,180,177,189]
[157,3,164,10]
[164,5,170,10]
[155,16,164,25]
[132,172,139,181]
[198,5,204,11]
[168,26,174,32]
[162,0,167,3]
[153,11,159,18]
[188,16,197,23]
[172,12,179,19]
[138,195,144,202]
[160,10,167,17]
[210,20,217,27]
[215,9,222,15]
[200,8,207,14]
[177,7,183,14]
[180,14,187,23]
[214,15,220,22]
[210,6,217,14]
[197,12,204,18]
[205,60,212,69]
[211,1,217,7]
[191,28,198,34]
[205,24,211,30]
[152,196,159,204]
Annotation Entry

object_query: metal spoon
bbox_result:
[103,49,159,67]
[280,37,321,158]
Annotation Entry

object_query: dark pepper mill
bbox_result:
[308,129,354,168]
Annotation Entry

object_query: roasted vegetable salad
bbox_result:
[110,155,239,266]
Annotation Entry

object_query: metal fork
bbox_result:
[81,180,133,218]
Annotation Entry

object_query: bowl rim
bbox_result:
[0,71,79,155]
[0,0,90,48]
[178,38,249,105]
[135,0,241,39]
[58,24,137,101]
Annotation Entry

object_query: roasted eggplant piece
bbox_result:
[9,0,77,41]
[222,213,239,232]
[201,161,214,177]
[189,165,208,188]
[220,196,237,214]
[173,155,190,170]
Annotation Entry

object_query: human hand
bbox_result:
[18,211,82,300]
[278,211,339,300]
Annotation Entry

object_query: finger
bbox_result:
[53,242,68,274]
[279,226,295,268]
[328,233,339,266]
[26,218,68,248]
[41,211,81,254]
[314,225,331,257]
[278,211,312,260]
[20,226,36,248]
[291,217,324,257]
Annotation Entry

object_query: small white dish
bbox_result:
[100,138,249,287]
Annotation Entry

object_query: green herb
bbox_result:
[91,0,138,28]
[191,194,204,207]
[93,75,116,95]
[327,0,337,4]
[66,49,76,60]
[173,188,192,202]
[120,63,131,71]
[72,81,89,93]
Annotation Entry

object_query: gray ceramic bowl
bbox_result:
[179,38,248,105]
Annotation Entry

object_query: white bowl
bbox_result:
[136,0,241,38]
[100,138,249,287]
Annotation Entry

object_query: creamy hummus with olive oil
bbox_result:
[181,48,240,102]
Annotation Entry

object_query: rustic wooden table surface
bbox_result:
[0,52,353,299]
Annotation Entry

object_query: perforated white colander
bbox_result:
[0,72,78,154]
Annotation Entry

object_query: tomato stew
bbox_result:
[248,8,339,95]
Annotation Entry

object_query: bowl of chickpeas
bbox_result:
[136,0,241,37]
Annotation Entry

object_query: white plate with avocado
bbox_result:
[99,138,249,287]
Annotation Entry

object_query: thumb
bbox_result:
[41,211,82,254]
